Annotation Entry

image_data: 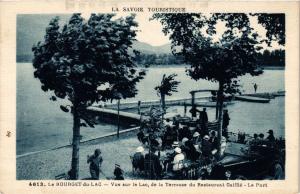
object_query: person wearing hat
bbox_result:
[87,148,103,180]
[114,164,124,180]
[172,147,185,171]
[192,131,200,145]
[180,137,190,158]
[266,129,275,143]
[172,141,179,148]
[181,137,189,146]
[132,146,145,172]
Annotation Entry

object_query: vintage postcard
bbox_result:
[0,0,299,194]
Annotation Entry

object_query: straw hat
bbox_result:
[175,147,182,154]
[172,141,179,147]
[203,135,210,140]
[136,146,144,153]
[193,132,200,137]
[221,136,227,142]
[182,137,189,144]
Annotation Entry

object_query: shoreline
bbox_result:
[16,62,285,70]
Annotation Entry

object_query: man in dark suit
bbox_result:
[222,109,230,138]
[199,108,208,132]
[189,105,201,119]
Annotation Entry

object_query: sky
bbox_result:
[134,12,171,46]
[101,12,282,49]
[81,12,171,46]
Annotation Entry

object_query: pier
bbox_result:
[101,91,285,111]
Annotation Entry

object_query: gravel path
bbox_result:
[17,136,143,180]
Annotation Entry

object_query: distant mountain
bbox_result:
[132,41,171,54]
[16,14,171,62]
[17,14,70,61]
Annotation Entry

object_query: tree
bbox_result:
[153,13,268,157]
[32,13,145,179]
[254,13,285,46]
[154,74,180,113]
[139,106,164,179]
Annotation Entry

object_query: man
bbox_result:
[189,105,201,119]
[254,83,258,93]
[199,108,208,132]
[192,132,200,145]
[266,129,276,143]
[222,109,230,138]
[250,133,259,146]
[132,146,145,172]
[87,148,103,180]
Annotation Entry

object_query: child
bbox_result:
[114,164,124,180]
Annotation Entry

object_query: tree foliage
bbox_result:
[254,13,285,46]
[32,13,145,109]
[154,73,180,112]
[256,49,285,66]
[32,13,145,179]
[152,13,264,94]
[154,74,180,97]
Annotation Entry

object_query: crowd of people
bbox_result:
[239,129,280,156]
[249,129,276,146]
[83,104,279,180]
[132,107,230,179]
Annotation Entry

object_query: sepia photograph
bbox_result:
[16,12,286,181]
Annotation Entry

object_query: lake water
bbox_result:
[17,63,285,155]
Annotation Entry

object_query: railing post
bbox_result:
[138,100,141,115]
[184,101,187,116]
[117,99,120,138]
[191,92,195,108]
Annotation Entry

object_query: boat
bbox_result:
[235,95,270,103]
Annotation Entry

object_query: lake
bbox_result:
[17,63,285,155]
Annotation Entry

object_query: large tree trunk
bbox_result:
[217,81,224,159]
[70,103,81,180]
